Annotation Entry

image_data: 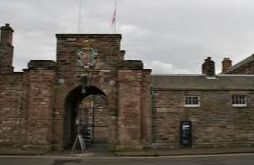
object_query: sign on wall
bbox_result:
[76,48,98,68]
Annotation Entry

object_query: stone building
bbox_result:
[0,24,151,150]
[1,23,254,151]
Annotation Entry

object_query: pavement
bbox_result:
[115,146,254,156]
[1,153,254,165]
[1,144,254,157]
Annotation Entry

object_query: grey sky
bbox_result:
[1,0,254,74]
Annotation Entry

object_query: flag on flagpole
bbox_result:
[111,9,116,28]
[111,0,117,33]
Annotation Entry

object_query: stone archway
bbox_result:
[64,86,108,149]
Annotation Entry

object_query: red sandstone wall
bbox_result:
[0,33,152,150]
[118,70,142,147]
[0,73,25,147]
[23,68,56,147]
[141,70,152,144]
[54,34,123,149]
[117,70,152,149]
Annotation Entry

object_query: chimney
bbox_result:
[0,23,14,45]
[0,23,14,74]
[222,58,232,73]
[202,57,215,76]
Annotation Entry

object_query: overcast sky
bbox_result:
[1,0,254,74]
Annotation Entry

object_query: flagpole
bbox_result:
[114,0,117,34]
[78,0,82,33]
[113,0,117,34]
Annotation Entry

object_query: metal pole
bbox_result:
[114,0,117,34]
[151,84,157,143]
[78,0,82,33]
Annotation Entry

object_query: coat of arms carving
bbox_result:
[76,48,98,68]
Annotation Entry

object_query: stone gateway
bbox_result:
[1,24,254,152]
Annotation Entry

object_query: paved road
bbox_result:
[0,153,254,165]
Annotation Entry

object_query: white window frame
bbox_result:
[232,95,247,107]
[184,96,200,107]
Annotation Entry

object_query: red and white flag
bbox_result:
[111,8,116,28]
[111,0,117,33]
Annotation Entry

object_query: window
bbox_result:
[232,95,247,107]
[184,96,200,107]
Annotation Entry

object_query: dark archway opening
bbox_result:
[64,86,108,150]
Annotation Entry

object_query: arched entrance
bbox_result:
[64,86,108,149]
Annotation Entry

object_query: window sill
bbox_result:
[184,105,200,108]
[232,104,247,108]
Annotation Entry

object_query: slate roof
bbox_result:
[152,74,254,90]
[224,54,254,73]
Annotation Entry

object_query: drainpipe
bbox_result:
[151,83,157,143]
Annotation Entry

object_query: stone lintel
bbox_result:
[118,60,144,70]
[28,60,56,70]
[56,34,122,39]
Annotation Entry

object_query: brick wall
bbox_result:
[152,90,254,148]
